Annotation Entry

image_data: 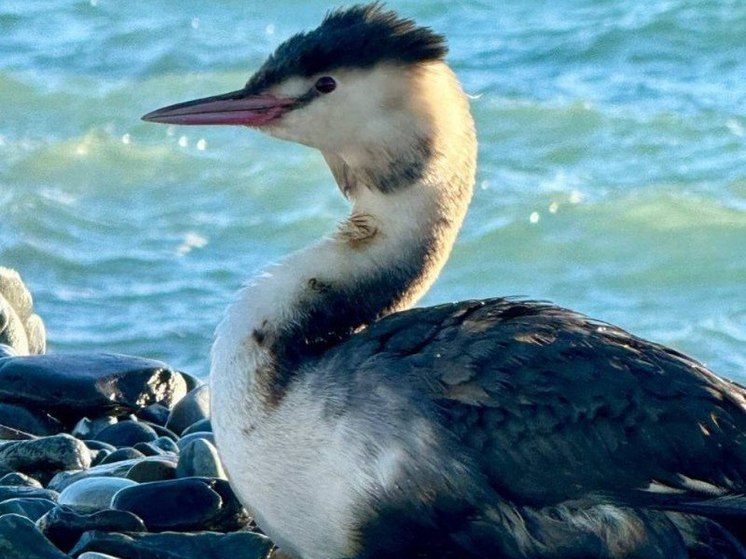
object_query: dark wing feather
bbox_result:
[329,298,746,505]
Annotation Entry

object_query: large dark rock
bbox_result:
[111,477,250,532]
[0,513,69,559]
[0,434,91,478]
[70,529,273,559]
[37,505,146,552]
[0,353,188,422]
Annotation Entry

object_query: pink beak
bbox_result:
[142,89,295,127]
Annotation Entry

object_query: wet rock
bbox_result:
[94,421,158,448]
[111,477,250,532]
[125,457,177,483]
[37,505,146,552]
[70,529,273,559]
[182,418,212,436]
[0,403,62,436]
[0,485,58,503]
[177,438,226,479]
[0,434,91,477]
[48,456,176,492]
[58,477,138,512]
[177,431,215,451]
[98,447,145,465]
[0,471,42,487]
[0,513,69,559]
[0,352,187,421]
[136,403,170,426]
[152,436,179,454]
[0,497,56,521]
[166,384,210,435]
[143,421,179,441]
[131,442,165,457]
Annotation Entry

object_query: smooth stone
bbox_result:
[58,477,138,512]
[0,403,62,437]
[48,456,177,492]
[70,529,273,559]
[0,471,42,487]
[90,450,111,467]
[151,436,179,454]
[182,418,212,436]
[99,447,145,465]
[111,477,250,532]
[179,372,202,393]
[176,438,226,479]
[177,431,215,451]
[0,485,58,502]
[166,384,210,435]
[84,440,117,453]
[0,497,56,521]
[94,420,158,448]
[0,343,17,358]
[0,434,91,477]
[37,505,146,552]
[0,352,188,421]
[72,416,117,439]
[78,553,124,559]
[0,293,29,355]
[0,513,69,559]
[133,442,168,457]
[136,403,170,426]
[142,421,179,441]
[0,423,35,440]
[125,458,177,483]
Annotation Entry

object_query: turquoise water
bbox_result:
[1,1,744,380]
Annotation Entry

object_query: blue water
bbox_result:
[1,1,745,380]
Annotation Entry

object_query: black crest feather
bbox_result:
[246,3,448,91]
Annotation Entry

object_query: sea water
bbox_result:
[1,1,744,380]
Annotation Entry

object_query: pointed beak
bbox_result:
[141,89,296,127]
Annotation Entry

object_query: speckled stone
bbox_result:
[92,420,160,448]
[0,513,69,559]
[0,434,92,477]
[37,505,146,552]
[58,476,138,512]
[0,352,187,421]
[0,471,42,487]
[112,477,250,532]
[176,438,226,480]
[166,384,210,435]
[0,497,56,521]
[70,529,273,559]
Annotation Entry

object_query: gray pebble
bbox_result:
[152,436,179,454]
[182,417,212,436]
[0,485,58,503]
[99,447,145,465]
[166,384,210,435]
[125,457,177,483]
[95,420,158,448]
[176,438,226,479]
[177,431,215,451]
[0,497,56,521]
[58,476,138,512]
[48,456,176,492]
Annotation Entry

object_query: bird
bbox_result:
[142,4,746,558]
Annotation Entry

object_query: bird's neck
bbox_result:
[212,69,476,415]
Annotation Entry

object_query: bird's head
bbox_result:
[143,4,475,195]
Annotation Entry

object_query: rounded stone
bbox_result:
[78,553,125,559]
[132,442,166,456]
[38,505,146,552]
[0,471,42,487]
[125,457,177,483]
[177,431,215,451]
[176,438,226,479]
[98,447,145,465]
[136,403,170,426]
[94,420,158,448]
[0,485,58,502]
[182,418,212,436]
[0,513,69,559]
[0,402,62,436]
[0,497,56,521]
[111,477,250,531]
[47,456,176,493]
[58,477,139,512]
[151,436,179,454]
[166,384,210,435]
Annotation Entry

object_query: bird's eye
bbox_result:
[314,76,337,94]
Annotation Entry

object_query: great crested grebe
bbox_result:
[143,4,746,558]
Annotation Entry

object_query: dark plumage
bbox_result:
[246,3,447,92]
